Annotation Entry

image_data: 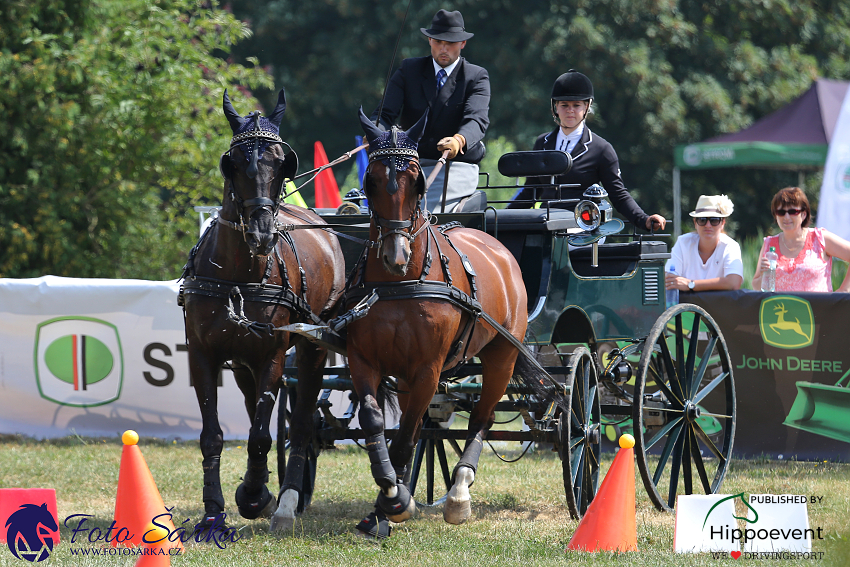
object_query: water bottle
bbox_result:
[761,246,778,292]
[666,264,679,308]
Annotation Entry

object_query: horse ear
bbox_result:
[405,111,428,144]
[223,89,245,134]
[282,149,298,181]
[267,89,286,129]
[359,106,384,145]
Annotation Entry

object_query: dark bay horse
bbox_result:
[344,109,559,537]
[180,89,345,532]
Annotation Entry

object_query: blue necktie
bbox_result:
[436,69,447,91]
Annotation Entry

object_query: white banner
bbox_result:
[818,86,850,240]
[0,276,254,439]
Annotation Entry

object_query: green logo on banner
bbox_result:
[34,317,123,407]
[759,296,814,349]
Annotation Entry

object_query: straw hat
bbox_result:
[689,194,734,218]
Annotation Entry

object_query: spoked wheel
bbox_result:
[409,416,463,507]
[633,303,736,512]
[558,346,601,519]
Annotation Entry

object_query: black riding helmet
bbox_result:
[551,69,593,122]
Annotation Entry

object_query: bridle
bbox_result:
[217,112,294,240]
[365,126,431,251]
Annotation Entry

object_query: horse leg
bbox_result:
[445,342,518,525]
[234,363,279,521]
[383,376,437,523]
[271,341,325,533]
[191,351,228,532]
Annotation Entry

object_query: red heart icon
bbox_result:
[730,551,742,559]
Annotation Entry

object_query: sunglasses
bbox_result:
[695,217,723,226]
[775,208,802,216]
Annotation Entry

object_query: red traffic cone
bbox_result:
[113,431,182,554]
[566,434,638,552]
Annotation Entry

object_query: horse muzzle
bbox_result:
[381,234,411,276]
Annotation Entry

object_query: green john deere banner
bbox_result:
[674,142,828,170]
[689,290,850,460]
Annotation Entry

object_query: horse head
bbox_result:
[219,89,298,256]
[359,108,427,276]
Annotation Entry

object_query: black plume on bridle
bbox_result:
[359,107,427,196]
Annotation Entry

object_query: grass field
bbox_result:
[1,435,849,566]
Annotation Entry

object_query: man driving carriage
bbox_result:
[370,9,489,213]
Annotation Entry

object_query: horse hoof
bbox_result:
[269,512,294,533]
[269,490,299,533]
[377,484,416,523]
[194,513,227,539]
[235,483,276,520]
[444,497,472,525]
[355,509,392,539]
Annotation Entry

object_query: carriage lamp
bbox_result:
[574,184,612,232]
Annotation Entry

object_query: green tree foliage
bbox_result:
[0,0,272,278]
[230,0,849,238]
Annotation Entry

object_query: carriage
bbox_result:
[181,93,735,536]
[278,147,736,519]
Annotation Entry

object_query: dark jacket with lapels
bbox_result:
[371,56,490,164]
[507,126,649,229]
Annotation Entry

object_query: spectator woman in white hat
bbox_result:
[666,195,743,293]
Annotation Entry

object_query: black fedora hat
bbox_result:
[420,9,474,42]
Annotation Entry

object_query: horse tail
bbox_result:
[511,351,570,413]
[377,377,399,421]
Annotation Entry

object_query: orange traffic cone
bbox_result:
[113,431,182,555]
[566,434,638,552]
[134,522,174,567]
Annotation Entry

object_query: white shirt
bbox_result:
[432,58,460,79]
[666,232,744,281]
[556,122,585,154]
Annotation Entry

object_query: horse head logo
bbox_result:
[4,503,58,562]
[759,296,814,349]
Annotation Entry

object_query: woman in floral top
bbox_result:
[751,187,850,292]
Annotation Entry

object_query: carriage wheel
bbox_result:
[558,346,601,519]
[633,303,736,512]
[408,416,463,507]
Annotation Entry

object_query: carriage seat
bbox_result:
[483,208,578,233]
[453,190,488,212]
[569,241,669,277]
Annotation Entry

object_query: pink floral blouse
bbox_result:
[763,227,832,292]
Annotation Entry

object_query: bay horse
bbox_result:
[344,109,561,538]
[180,89,345,533]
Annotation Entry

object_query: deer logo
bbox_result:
[769,303,809,339]
[759,296,814,349]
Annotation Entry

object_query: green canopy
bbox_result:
[674,141,828,171]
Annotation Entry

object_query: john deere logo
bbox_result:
[759,296,814,349]
[34,317,124,407]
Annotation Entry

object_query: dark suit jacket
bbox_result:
[507,127,649,229]
[371,56,490,163]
